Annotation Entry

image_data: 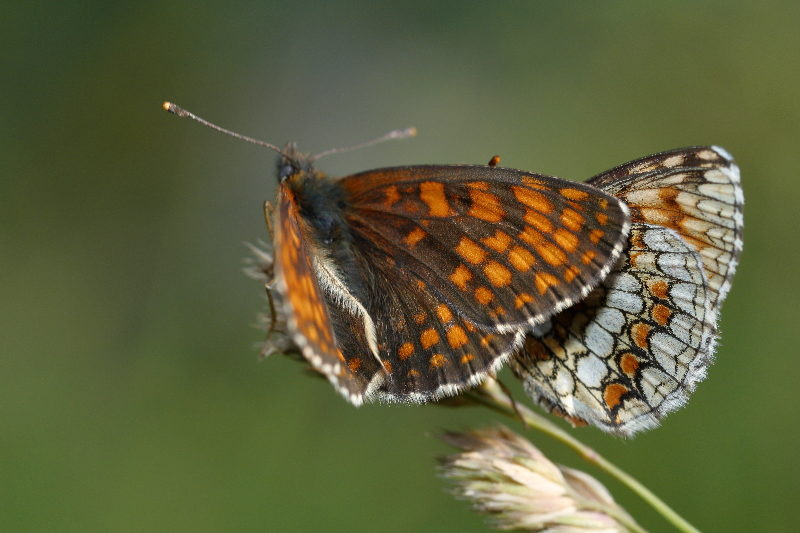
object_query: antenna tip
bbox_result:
[389,127,417,140]
[162,101,188,117]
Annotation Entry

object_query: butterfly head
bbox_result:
[277,143,316,183]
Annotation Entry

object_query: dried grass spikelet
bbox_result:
[440,426,638,532]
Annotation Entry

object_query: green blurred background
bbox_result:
[3,2,798,531]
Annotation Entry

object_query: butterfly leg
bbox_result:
[263,200,275,234]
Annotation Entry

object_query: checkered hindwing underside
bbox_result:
[511,223,715,436]
[588,146,743,309]
[340,165,631,334]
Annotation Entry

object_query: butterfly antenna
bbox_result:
[311,126,417,161]
[162,102,284,155]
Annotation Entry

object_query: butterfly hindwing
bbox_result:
[512,147,742,435]
[511,224,715,435]
[588,146,743,308]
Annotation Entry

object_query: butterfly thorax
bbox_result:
[285,171,347,246]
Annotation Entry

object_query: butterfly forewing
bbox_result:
[274,185,376,404]
[340,165,631,333]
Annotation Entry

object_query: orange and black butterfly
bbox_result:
[273,147,632,404]
[164,102,630,404]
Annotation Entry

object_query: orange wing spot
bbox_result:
[630,231,646,250]
[595,212,609,225]
[419,181,451,216]
[404,227,427,247]
[416,279,426,290]
[474,286,494,305]
[407,369,420,378]
[468,189,505,222]
[620,353,639,376]
[414,312,427,324]
[436,304,454,323]
[484,261,512,287]
[383,185,401,207]
[480,334,495,347]
[519,225,544,247]
[560,208,584,232]
[508,245,536,272]
[631,322,651,350]
[599,198,609,209]
[482,230,512,253]
[524,209,554,233]
[336,349,346,363]
[429,353,447,368]
[382,361,393,373]
[567,200,585,212]
[456,237,486,264]
[463,321,477,332]
[649,280,669,299]
[514,292,534,309]
[629,251,641,268]
[560,187,589,201]
[460,353,476,364]
[512,186,553,213]
[420,328,440,349]
[581,250,597,265]
[446,325,468,348]
[554,228,579,253]
[449,264,473,290]
[658,186,680,202]
[467,180,490,190]
[564,265,580,283]
[347,358,362,372]
[521,176,549,190]
[604,383,628,409]
[589,229,604,243]
[536,242,567,266]
[535,272,559,294]
[493,305,506,315]
[652,304,672,326]
[398,342,415,360]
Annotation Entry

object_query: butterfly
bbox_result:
[510,146,743,436]
[272,148,630,404]
[164,103,741,429]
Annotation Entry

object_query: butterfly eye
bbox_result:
[279,163,295,181]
